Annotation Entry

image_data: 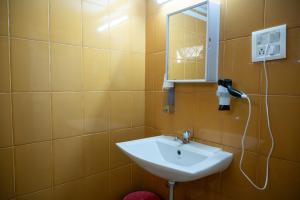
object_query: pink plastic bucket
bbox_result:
[123,191,160,200]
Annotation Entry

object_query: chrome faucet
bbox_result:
[173,130,192,144]
[182,130,192,144]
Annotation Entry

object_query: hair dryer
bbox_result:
[216,79,247,111]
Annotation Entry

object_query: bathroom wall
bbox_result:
[145,0,300,199]
[0,0,145,199]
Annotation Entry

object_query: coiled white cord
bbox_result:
[239,44,275,190]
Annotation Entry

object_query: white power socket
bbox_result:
[252,24,286,62]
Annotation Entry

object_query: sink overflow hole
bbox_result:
[177,150,181,155]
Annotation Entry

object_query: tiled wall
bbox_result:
[145,0,300,199]
[0,0,145,199]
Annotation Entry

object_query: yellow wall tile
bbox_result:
[225,0,264,39]
[9,0,49,40]
[55,173,111,199]
[262,28,300,96]
[219,0,226,41]
[222,37,261,94]
[83,47,110,91]
[194,93,222,144]
[256,157,300,199]
[82,171,110,200]
[155,12,167,52]
[131,53,146,90]
[146,12,166,53]
[82,1,109,49]
[50,0,82,45]
[221,95,260,152]
[110,51,131,90]
[132,92,145,127]
[16,188,53,200]
[53,179,84,200]
[52,92,84,139]
[265,0,300,28]
[110,51,144,91]
[54,137,84,185]
[110,165,132,200]
[145,92,154,126]
[51,43,82,91]
[109,92,132,130]
[260,96,300,162]
[131,13,146,53]
[109,9,131,51]
[15,142,52,195]
[0,94,12,147]
[146,0,161,17]
[88,0,108,7]
[109,0,130,11]
[146,14,156,53]
[0,37,10,92]
[153,52,165,90]
[110,127,144,168]
[0,148,14,199]
[146,52,165,91]
[84,92,108,133]
[11,39,50,92]
[221,147,259,200]
[145,126,161,137]
[173,92,196,132]
[131,164,144,190]
[145,54,153,91]
[0,0,8,36]
[82,132,109,175]
[12,93,51,145]
[151,92,175,132]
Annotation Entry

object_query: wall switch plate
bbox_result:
[252,24,286,62]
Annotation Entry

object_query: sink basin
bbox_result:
[116,135,233,182]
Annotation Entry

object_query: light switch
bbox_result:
[252,24,286,62]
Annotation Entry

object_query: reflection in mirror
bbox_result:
[166,0,220,83]
[168,3,207,80]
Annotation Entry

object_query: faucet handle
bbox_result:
[183,130,191,139]
[182,130,192,144]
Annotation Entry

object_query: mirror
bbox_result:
[166,0,220,83]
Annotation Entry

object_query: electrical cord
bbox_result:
[239,44,275,190]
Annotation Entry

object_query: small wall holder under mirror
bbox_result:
[165,0,220,83]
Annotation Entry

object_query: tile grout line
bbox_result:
[80,0,84,134]
[14,185,52,199]
[47,0,55,194]
[6,89,300,97]
[107,2,112,196]
[6,0,16,198]
[80,0,88,189]
[263,0,267,28]
[3,126,145,149]
[81,0,89,188]
[255,94,263,183]
[9,36,146,54]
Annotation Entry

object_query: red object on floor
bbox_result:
[123,191,160,200]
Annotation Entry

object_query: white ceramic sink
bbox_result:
[117,135,233,182]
